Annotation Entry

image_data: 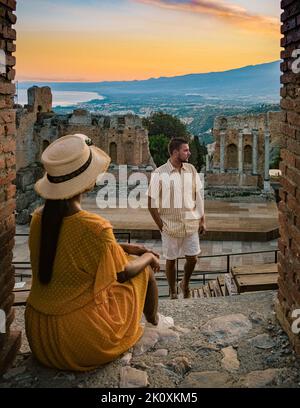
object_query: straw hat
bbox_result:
[35,134,111,200]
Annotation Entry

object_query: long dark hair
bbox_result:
[38,199,71,284]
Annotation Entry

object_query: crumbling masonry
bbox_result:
[275,0,300,354]
[0,0,21,375]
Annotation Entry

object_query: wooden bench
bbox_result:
[13,281,31,306]
[231,263,278,293]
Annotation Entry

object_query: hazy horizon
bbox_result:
[15,0,281,82]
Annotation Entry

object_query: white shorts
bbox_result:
[161,231,201,260]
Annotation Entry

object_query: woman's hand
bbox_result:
[149,254,160,273]
[121,243,160,258]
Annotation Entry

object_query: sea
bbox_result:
[16,89,104,107]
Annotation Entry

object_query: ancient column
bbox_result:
[238,129,244,174]
[219,131,225,173]
[206,154,210,172]
[264,127,271,191]
[252,128,258,175]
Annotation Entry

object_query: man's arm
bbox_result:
[148,196,163,231]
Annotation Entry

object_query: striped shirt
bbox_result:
[147,159,204,238]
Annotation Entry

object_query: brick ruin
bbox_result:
[0,0,21,375]
[206,112,282,197]
[275,0,300,354]
[15,87,155,224]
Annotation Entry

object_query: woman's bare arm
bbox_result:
[117,252,160,283]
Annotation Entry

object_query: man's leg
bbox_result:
[143,267,159,325]
[180,255,197,298]
[166,259,177,299]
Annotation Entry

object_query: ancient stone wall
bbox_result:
[208,112,282,190]
[275,0,300,355]
[15,89,154,223]
[0,0,21,374]
[212,112,282,171]
[16,86,53,170]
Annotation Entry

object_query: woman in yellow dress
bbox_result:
[25,134,160,372]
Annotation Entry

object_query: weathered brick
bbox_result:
[5,152,15,167]
[295,155,300,170]
[2,26,16,40]
[287,138,300,155]
[5,54,15,67]
[281,17,297,33]
[0,109,15,124]
[1,138,16,153]
[279,160,287,176]
[0,168,16,185]
[281,3,300,23]
[6,41,16,52]
[6,68,15,81]
[6,10,16,24]
[281,148,297,167]
[287,193,300,215]
[6,0,17,10]
[278,237,287,255]
[0,82,15,95]
[5,183,15,199]
[287,111,300,128]
[280,122,296,139]
[0,95,13,110]
[280,175,297,196]
[281,97,294,110]
[286,166,300,185]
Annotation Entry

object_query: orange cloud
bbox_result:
[135,0,279,34]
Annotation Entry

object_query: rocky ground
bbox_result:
[1,291,300,388]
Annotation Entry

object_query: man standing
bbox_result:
[147,138,206,299]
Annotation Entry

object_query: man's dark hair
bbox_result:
[168,138,188,155]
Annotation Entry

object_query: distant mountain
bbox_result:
[18,61,280,99]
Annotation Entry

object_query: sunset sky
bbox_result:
[15,0,281,82]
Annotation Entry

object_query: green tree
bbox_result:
[143,112,207,170]
[143,112,189,139]
[189,137,207,172]
[148,134,169,167]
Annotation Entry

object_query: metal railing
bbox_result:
[175,248,279,286]
[13,233,278,297]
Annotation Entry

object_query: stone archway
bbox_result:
[226,143,238,169]
[109,142,117,163]
[243,144,252,169]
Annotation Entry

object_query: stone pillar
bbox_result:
[252,128,258,175]
[0,0,21,375]
[238,129,244,174]
[275,0,300,356]
[219,131,225,174]
[263,128,271,191]
[205,154,210,172]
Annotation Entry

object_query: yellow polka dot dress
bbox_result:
[25,210,149,371]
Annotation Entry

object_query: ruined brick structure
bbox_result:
[207,112,282,191]
[0,0,21,374]
[15,87,154,224]
[275,0,300,355]
[16,89,152,170]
